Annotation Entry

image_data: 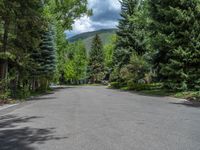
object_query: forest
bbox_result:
[0,0,200,103]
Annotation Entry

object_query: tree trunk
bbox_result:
[0,20,9,81]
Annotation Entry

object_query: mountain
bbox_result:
[68,28,117,50]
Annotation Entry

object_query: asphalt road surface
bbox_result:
[0,86,200,150]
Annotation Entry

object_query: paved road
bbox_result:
[0,86,200,150]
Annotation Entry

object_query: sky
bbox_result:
[66,0,121,38]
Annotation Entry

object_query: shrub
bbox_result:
[120,53,153,84]
[14,85,31,100]
[127,81,153,91]
[109,68,120,82]
[110,82,121,89]
[0,90,11,100]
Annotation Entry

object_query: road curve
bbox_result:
[0,86,200,150]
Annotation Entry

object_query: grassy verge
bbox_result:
[141,89,200,101]
[110,82,200,102]
[0,91,15,105]
[0,88,54,106]
[62,84,107,86]
[173,91,200,101]
[0,99,16,106]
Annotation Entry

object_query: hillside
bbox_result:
[68,29,117,50]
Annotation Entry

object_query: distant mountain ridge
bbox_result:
[68,28,117,42]
[68,28,117,51]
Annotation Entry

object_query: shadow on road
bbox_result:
[0,115,68,150]
[33,97,57,101]
[170,101,200,108]
[0,115,43,128]
[51,86,77,92]
[28,86,77,101]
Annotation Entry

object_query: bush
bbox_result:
[0,90,11,100]
[127,81,154,91]
[119,54,153,85]
[175,91,200,102]
[110,82,127,89]
[109,68,120,82]
[14,85,31,100]
[110,82,121,89]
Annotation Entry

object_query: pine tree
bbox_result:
[33,26,56,90]
[40,28,56,76]
[0,0,46,97]
[88,34,105,83]
[113,0,145,68]
[149,0,200,90]
[0,0,90,99]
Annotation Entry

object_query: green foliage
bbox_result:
[174,91,200,101]
[14,85,31,100]
[120,53,151,84]
[113,0,148,68]
[0,90,11,101]
[39,27,56,77]
[126,81,163,91]
[104,35,116,69]
[43,0,90,84]
[111,0,151,88]
[64,41,88,84]
[55,23,68,83]
[0,52,16,61]
[149,0,200,91]
[110,0,200,102]
[0,0,90,99]
[110,67,121,82]
[87,34,105,83]
[49,0,91,28]
[0,78,11,100]
[110,82,121,89]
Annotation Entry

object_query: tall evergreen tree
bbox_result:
[30,26,56,91]
[149,0,200,90]
[39,27,56,89]
[88,34,105,83]
[0,0,90,100]
[113,0,144,68]
[40,28,56,76]
[0,0,46,97]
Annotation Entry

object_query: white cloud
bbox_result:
[66,16,94,38]
[93,20,118,28]
[108,0,121,10]
[72,16,94,33]
[66,0,121,38]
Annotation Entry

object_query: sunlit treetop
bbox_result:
[44,0,92,29]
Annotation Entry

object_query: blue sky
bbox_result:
[66,0,121,38]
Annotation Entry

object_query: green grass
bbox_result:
[73,84,105,86]
[140,89,174,96]
[140,86,200,101]
[0,88,54,105]
[0,99,16,105]
[174,91,200,101]
[141,89,200,101]
[110,82,200,102]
